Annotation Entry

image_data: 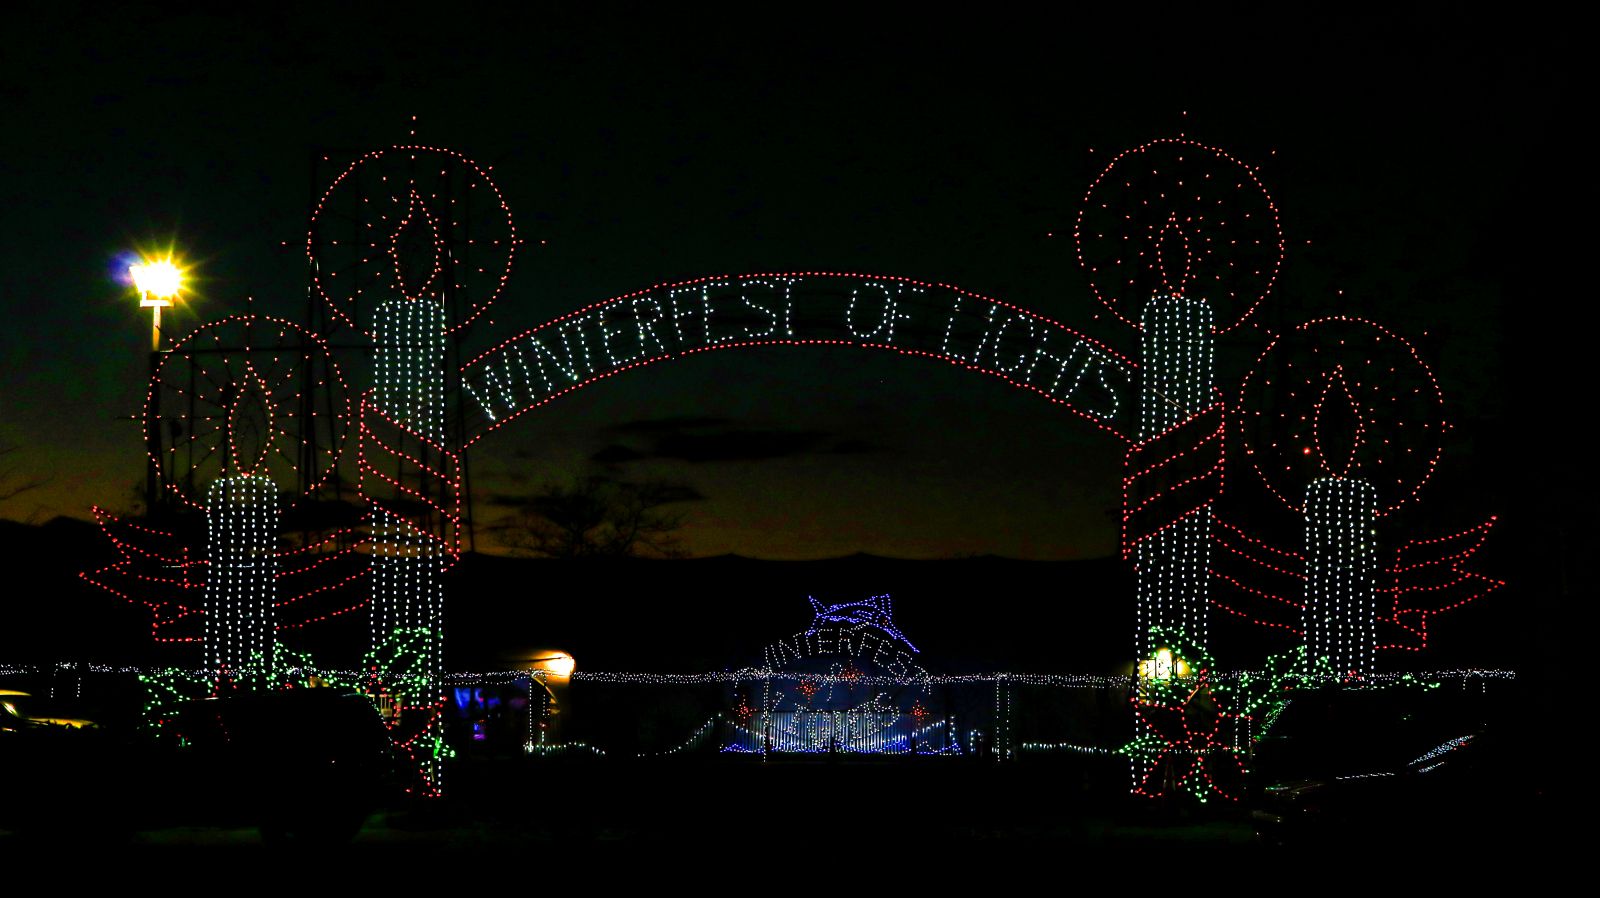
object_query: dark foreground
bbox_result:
[3,755,1563,855]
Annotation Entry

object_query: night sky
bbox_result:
[1,9,1579,567]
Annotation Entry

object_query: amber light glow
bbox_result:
[525,651,576,681]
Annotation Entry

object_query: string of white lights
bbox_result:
[370,295,450,792]
[459,273,1138,446]
[202,475,278,678]
[1134,294,1215,663]
[1305,477,1378,679]
[636,716,723,758]
[0,664,1516,684]
[1016,742,1119,755]
[721,712,961,755]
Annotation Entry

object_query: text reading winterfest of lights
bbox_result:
[462,275,1132,438]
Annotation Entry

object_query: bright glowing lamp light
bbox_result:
[527,651,576,681]
[1154,647,1173,680]
[131,258,183,301]
[1139,646,1189,682]
[130,254,186,350]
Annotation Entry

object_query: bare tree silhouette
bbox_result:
[493,474,701,559]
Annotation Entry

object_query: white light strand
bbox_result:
[721,710,961,755]
[1135,294,1215,659]
[459,273,1136,445]
[4,663,1520,683]
[1,664,1521,684]
[1017,741,1118,755]
[370,295,450,790]
[202,475,279,679]
[1304,476,1379,679]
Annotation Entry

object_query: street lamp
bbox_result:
[131,254,185,518]
[522,651,576,748]
[524,651,576,681]
[130,257,183,351]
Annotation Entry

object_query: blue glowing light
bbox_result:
[806,594,918,652]
[110,250,143,288]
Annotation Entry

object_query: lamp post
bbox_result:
[130,258,183,519]
[522,651,575,748]
[131,258,182,350]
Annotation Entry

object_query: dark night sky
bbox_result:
[0,8,1579,565]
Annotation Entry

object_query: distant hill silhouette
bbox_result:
[0,516,1134,673]
[0,516,1528,677]
[443,551,1135,674]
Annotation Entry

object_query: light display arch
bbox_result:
[76,132,1510,803]
[459,271,1141,447]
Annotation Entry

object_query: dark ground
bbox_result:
[8,756,1563,857]
[0,756,1259,850]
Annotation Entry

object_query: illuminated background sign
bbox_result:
[462,273,1136,445]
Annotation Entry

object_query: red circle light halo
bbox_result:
[307,145,517,340]
[145,314,351,512]
[1076,137,1284,335]
[1237,315,1447,517]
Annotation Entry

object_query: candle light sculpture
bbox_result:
[140,315,350,684]
[360,293,457,795]
[307,145,516,342]
[202,475,278,680]
[1078,137,1284,663]
[367,294,449,705]
[1238,317,1447,679]
[311,144,508,794]
[70,130,1504,806]
[1135,294,1216,652]
[142,315,349,516]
